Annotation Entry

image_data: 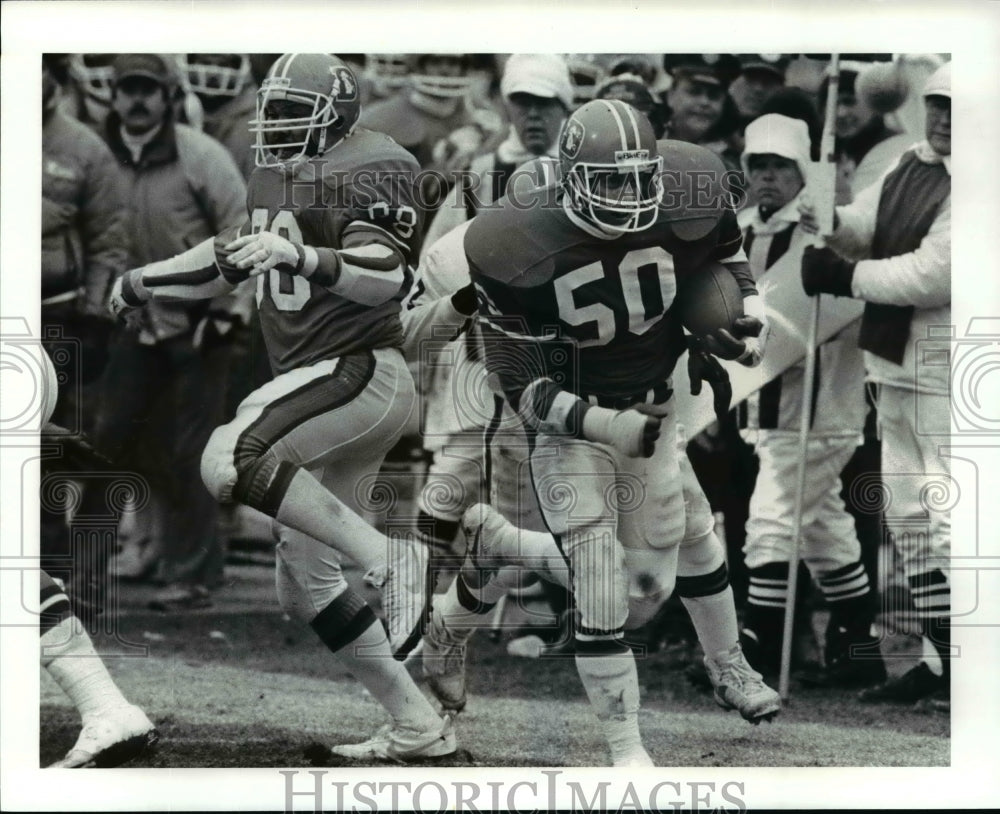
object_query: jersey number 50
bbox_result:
[554,247,676,348]
[250,208,311,312]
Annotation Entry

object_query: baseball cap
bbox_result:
[501,54,574,110]
[738,54,788,81]
[740,113,811,182]
[595,74,656,115]
[923,61,951,99]
[112,53,172,86]
[663,54,740,89]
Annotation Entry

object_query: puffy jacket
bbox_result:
[42,108,128,317]
[103,111,249,342]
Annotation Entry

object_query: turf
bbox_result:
[40,564,948,769]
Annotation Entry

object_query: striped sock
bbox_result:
[818,561,875,634]
[908,569,951,676]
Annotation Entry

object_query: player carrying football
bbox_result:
[445,99,781,766]
[109,53,460,762]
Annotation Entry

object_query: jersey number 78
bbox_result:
[250,208,311,312]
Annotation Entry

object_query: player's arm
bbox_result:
[108,225,248,319]
[474,276,660,458]
[221,222,406,307]
[699,208,768,366]
[399,220,478,364]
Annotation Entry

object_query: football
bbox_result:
[674,261,744,337]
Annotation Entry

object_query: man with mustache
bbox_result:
[90,54,249,609]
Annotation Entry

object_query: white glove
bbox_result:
[107,271,149,321]
[581,406,662,458]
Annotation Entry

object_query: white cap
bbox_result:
[923,60,951,99]
[740,113,811,182]
[501,54,574,110]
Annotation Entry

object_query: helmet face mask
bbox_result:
[68,53,116,104]
[182,54,250,99]
[249,54,361,170]
[560,99,663,234]
[411,54,473,99]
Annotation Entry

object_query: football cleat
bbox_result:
[49,704,159,768]
[704,645,782,724]
[365,538,431,660]
[858,662,948,705]
[422,608,470,713]
[330,715,456,763]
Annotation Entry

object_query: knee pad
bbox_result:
[201,424,241,503]
[202,425,298,516]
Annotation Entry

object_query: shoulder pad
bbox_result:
[465,188,563,289]
[656,139,732,241]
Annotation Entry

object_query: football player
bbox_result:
[420,100,781,766]
[109,53,456,762]
[35,349,159,769]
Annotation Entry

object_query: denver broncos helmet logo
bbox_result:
[562,119,585,159]
[329,66,358,101]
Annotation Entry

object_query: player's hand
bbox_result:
[581,405,662,458]
[702,314,764,366]
[688,338,733,424]
[449,283,478,317]
[224,231,303,277]
[107,272,147,329]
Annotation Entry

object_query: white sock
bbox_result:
[337,620,441,731]
[575,648,644,763]
[41,617,129,719]
[681,586,741,661]
[677,534,739,661]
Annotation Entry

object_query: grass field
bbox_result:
[40,562,949,770]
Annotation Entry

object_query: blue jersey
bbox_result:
[466,140,751,405]
[246,128,423,375]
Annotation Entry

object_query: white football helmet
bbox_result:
[410,54,474,99]
[179,54,251,98]
[365,53,411,98]
[67,53,116,103]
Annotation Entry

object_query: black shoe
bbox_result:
[858,662,947,704]
[811,629,887,688]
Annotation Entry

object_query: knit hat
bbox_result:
[923,61,951,99]
[501,54,574,110]
[740,113,811,181]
